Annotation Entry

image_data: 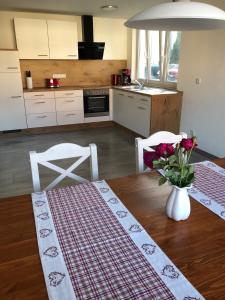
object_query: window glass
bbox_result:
[167,32,181,82]
[137,30,181,85]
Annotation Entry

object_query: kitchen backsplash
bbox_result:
[20,59,127,88]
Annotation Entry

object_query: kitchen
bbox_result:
[1,1,225,299]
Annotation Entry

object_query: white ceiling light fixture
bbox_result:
[101,5,118,11]
[125,0,225,31]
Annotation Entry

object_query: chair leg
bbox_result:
[90,144,99,181]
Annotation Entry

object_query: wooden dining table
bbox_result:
[0,158,225,300]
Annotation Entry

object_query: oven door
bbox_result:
[84,95,109,117]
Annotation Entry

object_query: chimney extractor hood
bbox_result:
[78,15,105,60]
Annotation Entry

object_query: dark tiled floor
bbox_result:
[0,127,211,198]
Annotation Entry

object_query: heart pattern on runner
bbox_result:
[162,265,179,279]
[129,224,142,233]
[183,297,201,300]
[40,229,53,238]
[189,188,198,194]
[48,272,65,287]
[100,188,109,193]
[221,211,225,218]
[200,199,211,206]
[35,200,45,207]
[37,212,49,220]
[116,211,128,218]
[107,198,118,204]
[44,246,59,258]
[142,244,156,255]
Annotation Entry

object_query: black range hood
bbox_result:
[78,15,105,60]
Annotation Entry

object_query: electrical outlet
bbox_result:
[53,74,66,79]
[195,78,202,85]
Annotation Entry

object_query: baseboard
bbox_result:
[0,121,115,137]
[195,148,218,159]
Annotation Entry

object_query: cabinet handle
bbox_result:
[34,94,45,97]
[38,54,48,57]
[37,115,47,118]
[11,96,22,99]
[7,67,18,70]
[140,98,148,102]
[65,100,75,102]
[64,93,74,96]
[67,54,77,57]
[118,93,124,96]
[66,113,76,116]
[35,101,46,104]
[137,106,146,110]
[128,95,134,99]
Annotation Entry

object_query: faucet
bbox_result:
[134,79,144,90]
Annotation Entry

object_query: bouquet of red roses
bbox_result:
[144,137,197,188]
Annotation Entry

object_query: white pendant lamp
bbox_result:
[125,0,225,31]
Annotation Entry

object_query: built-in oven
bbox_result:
[83,89,109,117]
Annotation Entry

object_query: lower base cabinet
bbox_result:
[57,111,84,125]
[26,112,57,128]
[113,89,182,137]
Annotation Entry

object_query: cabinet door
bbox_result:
[0,51,20,73]
[14,18,49,59]
[131,100,150,137]
[0,73,27,130]
[48,20,78,59]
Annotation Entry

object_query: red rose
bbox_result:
[166,144,175,156]
[155,143,168,157]
[155,143,174,157]
[180,138,197,150]
[144,151,159,168]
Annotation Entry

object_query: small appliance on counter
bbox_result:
[46,78,60,88]
[111,69,131,86]
[26,70,33,89]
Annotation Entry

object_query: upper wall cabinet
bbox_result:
[14,18,50,59]
[47,20,78,59]
[93,18,127,60]
[14,18,78,60]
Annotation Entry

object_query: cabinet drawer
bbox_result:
[25,99,55,114]
[57,111,84,125]
[27,112,57,128]
[24,92,54,100]
[56,97,83,112]
[55,90,83,98]
[136,95,151,105]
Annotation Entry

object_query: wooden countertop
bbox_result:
[23,85,112,93]
[23,85,180,96]
[0,158,225,299]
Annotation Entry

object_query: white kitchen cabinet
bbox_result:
[14,18,49,59]
[0,51,20,73]
[57,111,84,125]
[48,20,78,60]
[0,73,27,131]
[24,91,55,100]
[26,113,57,128]
[56,97,83,112]
[113,90,150,137]
[25,99,56,114]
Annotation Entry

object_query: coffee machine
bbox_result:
[121,69,131,86]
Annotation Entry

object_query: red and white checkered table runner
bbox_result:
[189,161,225,220]
[32,181,204,300]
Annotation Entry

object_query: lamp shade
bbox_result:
[125,0,225,31]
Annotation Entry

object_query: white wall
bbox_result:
[178,30,225,157]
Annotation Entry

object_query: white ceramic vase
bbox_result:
[166,185,191,221]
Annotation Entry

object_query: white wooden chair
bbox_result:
[135,131,187,173]
[29,143,99,192]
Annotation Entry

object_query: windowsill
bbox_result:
[137,79,177,91]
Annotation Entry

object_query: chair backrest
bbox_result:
[29,143,99,192]
[135,131,187,173]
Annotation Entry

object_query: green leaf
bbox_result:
[159,176,167,186]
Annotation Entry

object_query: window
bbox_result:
[136,30,181,85]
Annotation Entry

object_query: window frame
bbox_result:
[136,30,181,89]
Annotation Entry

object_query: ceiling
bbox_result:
[0,0,224,19]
